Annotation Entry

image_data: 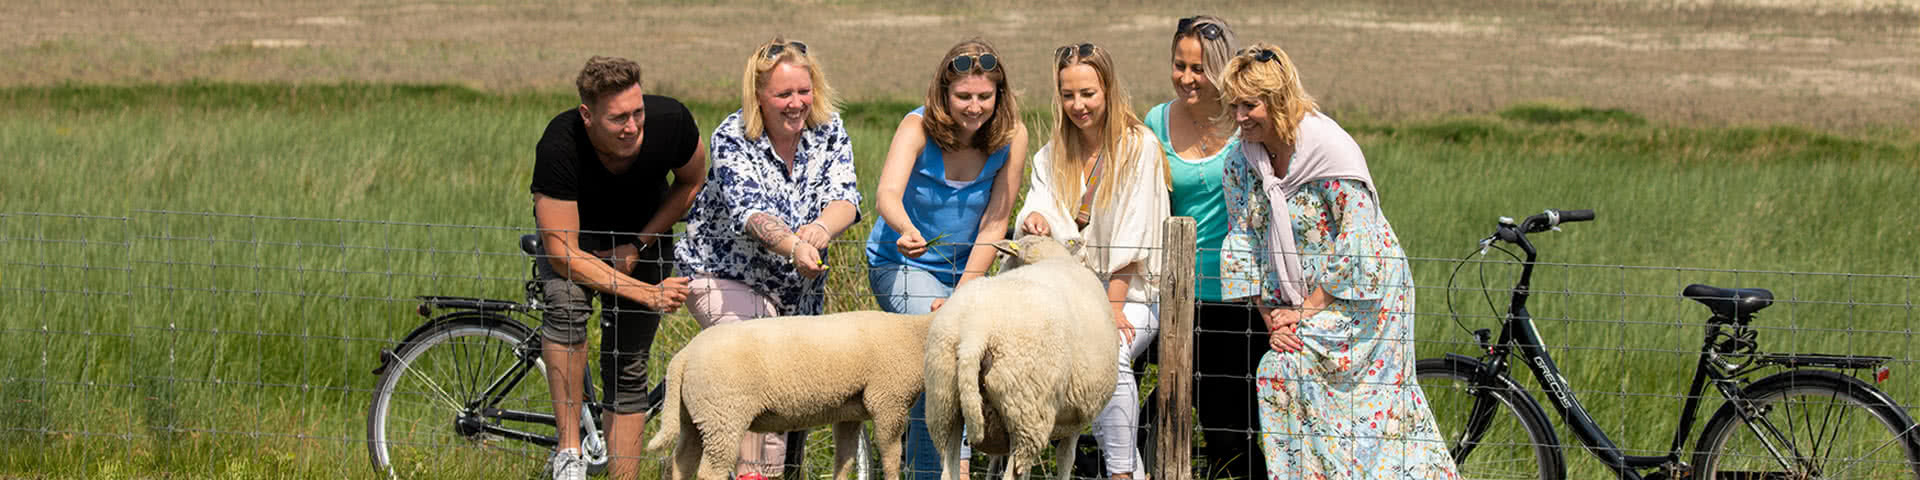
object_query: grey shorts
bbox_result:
[536,238,673,414]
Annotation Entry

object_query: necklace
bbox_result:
[1181,104,1225,153]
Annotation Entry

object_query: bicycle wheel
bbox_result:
[1693,369,1920,479]
[1416,357,1565,480]
[367,313,571,478]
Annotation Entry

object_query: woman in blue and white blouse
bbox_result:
[674,37,863,480]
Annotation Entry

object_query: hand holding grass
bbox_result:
[896,230,930,258]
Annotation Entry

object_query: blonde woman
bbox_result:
[676,37,862,480]
[1217,42,1456,478]
[1016,42,1167,480]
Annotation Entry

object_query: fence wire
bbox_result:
[3,209,1915,478]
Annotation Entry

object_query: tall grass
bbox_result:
[1,83,1917,478]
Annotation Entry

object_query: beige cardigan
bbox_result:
[1015,129,1168,304]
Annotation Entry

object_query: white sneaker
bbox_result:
[549,447,587,480]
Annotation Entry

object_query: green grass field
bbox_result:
[2,83,1918,478]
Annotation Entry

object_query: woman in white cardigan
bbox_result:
[1016,42,1169,480]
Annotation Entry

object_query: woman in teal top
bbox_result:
[865,38,1027,480]
[1144,15,1268,480]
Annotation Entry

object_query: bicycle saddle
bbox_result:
[1683,284,1774,320]
[519,234,542,256]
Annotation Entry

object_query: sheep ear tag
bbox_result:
[991,240,1020,257]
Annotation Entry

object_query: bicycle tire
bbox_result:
[367,313,601,478]
[1416,357,1566,480]
[1693,369,1920,479]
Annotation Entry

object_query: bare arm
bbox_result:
[534,194,687,310]
[876,114,930,255]
[636,139,708,246]
[1108,262,1142,344]
[957,124,1029,285]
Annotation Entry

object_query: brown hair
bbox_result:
[922,38,1020,154]
[739,37,840,140]
[1220,42,1320,146]
[575,56,644,106]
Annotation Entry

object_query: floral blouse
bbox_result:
[1220,150,1396,305]
[675,110,861,315]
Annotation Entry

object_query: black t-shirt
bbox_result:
[530,95,700,252]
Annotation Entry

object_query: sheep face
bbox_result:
[990,234,1079,268]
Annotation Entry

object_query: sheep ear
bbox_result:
[991,240,1020,257]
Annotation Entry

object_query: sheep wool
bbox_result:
[923,235,1120,480]
[647,311,933,480]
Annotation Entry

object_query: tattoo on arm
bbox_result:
[746,213,793,245]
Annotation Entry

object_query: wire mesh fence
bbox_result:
[3,209,1916,478]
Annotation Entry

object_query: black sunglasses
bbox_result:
[1237,48,1279,63]
[1176,17,1224,41]
[1055,43,1097,62]
[949,53,999,73]
[766,41,808,58]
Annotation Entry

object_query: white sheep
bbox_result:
[646,311,932,480]
[923,235,1120,480]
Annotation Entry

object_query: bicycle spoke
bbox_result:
[403,362,467,413]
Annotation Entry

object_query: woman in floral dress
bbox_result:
[1216,42,1457,479]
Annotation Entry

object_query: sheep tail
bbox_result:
[644,354,686,452]
[956,331,989,438]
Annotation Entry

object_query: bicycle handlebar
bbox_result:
[1518,208,1595,234]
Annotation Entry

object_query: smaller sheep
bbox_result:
[647,311,932,480]
[923,235,1119,480]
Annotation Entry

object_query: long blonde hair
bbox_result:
[1046,43,1157,215]
[739,37,840,140]
[1220,42,1319,146]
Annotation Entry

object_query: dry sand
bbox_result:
[4,0,1915,130]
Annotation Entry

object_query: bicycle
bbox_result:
[1417,209,1920,479]
[365,234,833,479]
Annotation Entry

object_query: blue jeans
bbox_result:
[868,262,963,480]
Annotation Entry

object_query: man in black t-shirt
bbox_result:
[530,56,705,480]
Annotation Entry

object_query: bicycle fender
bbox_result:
[371,311,534,376]
[1740,370,1917,426]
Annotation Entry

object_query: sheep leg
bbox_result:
[830,421,862,480]
[932,423,964,480]
[869,413,908,480]
[671,416,703,480]
[1050,436,1076,480]
[699,420,746,480]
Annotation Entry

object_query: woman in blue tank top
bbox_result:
[864,38,1027,479]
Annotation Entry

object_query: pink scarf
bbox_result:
[1240,112,1376,306]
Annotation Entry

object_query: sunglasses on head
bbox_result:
[766,41,808,58]
[949,53,999,73]
[1237,48,1279,63]
[1055,43,1097,62]
[1176,17,1224,41]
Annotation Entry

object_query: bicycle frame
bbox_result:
[1464,217,1754,479]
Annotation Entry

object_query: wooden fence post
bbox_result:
[1155,216,1196,480]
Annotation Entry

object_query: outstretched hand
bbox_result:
[896,231,929,258]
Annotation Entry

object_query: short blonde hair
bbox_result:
[922,38,1019,154]
[739,37,840,139]
[1220,42,1319,146]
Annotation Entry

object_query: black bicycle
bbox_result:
[1417,209,1920,479]
[364,234,830,479]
